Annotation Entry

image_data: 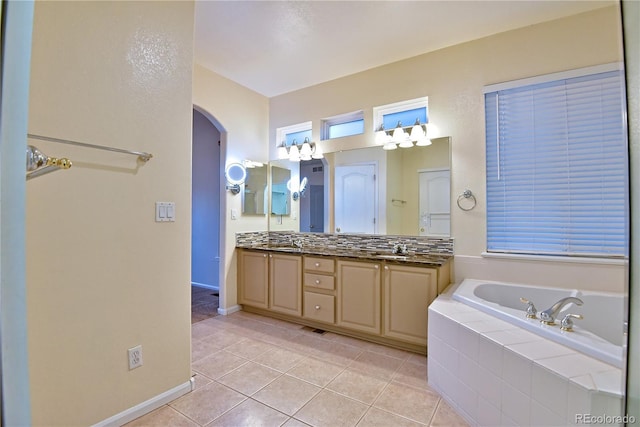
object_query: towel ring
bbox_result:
[457,189,476,211]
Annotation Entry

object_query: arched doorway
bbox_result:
[191,107,222,322]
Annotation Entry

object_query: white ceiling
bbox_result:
[194,0,614,98]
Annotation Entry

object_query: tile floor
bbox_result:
[126,309,469,427]
[191,286,220,324]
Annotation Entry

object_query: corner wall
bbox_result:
[26,2,195,424]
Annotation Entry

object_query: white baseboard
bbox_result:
[191,282,219,291]
[218,304,241,316]
[92,378,194,427]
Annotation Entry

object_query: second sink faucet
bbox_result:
[392,243,408,255]
[539,297,583,325]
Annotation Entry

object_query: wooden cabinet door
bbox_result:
[336,260,381,334]
[238,250,269,309]
[383,264,437,346]
[269,253,302,316]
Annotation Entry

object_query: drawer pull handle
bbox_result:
[315,305,321,310]
[315,279,321,284]
[315,262,320,267]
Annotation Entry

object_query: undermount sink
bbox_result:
[376,254,409,260]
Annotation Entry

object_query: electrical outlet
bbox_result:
[128,345,143,370]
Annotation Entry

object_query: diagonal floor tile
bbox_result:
[373,382,440,424]
[207,398,290,427]
[169,382,245,426]
[124,405,198,427]
[217,361,282,395]
[294,389,369,427]
[253,374,322,416]
[325,369,387,405]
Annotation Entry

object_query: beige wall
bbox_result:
[27,2,194,425]
[269,6,627,292]
[193,64,270,310]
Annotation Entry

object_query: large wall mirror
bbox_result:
[241,164,268,215]
[270,165,291,216]
[268,136,450,236]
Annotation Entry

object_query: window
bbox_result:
[276,121,312,147]
[485,64,628,257]
[321,111,364,140]
[373,97,428,132]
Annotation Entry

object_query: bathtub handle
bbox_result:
[560,313,583,332]
[519,297,538,319]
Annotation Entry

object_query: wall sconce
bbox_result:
[288,176,308,201]
[277,137,324,162]
[377,119,432,151]
[225,162,246,195]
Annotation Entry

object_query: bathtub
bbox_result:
[452,278,625,368]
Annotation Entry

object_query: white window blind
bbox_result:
[485,69,628,257]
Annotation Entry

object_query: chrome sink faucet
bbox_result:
[539,297,583,325]
[292,238,303,249]
[392,243,408,255]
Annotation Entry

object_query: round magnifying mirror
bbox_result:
[225,162,247,185]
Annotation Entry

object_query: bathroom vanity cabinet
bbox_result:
[237,248,450,353]
[269,253,302,316]
[383,264,438,346]
[238,250,302,316]
[337,260,382,334]
[303,256,336,324]
[237,250,269,309]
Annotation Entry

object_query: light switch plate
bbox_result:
[156,202,175,222]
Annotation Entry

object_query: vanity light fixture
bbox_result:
[277,137,324,162]
[377,119,431,150]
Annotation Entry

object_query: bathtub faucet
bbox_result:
[539,297,583,325]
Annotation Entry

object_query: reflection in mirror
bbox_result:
[271,165,291,215]
[241,163,268,215]
[268,137,450,235]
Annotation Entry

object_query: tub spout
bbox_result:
[539,297,583,325]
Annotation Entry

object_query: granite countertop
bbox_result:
[236,244,452,267]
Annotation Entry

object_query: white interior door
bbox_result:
[419,169,450,236]
[335,164,376,234]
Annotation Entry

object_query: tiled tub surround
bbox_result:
[428,283,625,427]
[236,231,454,263]
[452,279,625,368]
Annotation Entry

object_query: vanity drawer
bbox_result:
[304,273,335,290]
[303,292,335,324]
[304,256,335,274]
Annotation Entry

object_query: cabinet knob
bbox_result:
[263,254,267,258]
[315,305,321,310]
[269,254,272,258]
[384,266,389,270]
[315,279,321,284]
[374,265,379,269]
[315,262,320,267]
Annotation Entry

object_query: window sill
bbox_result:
[481,251,628,266]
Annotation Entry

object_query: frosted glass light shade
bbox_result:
[312,143,324,159]
[288,145,300,162]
